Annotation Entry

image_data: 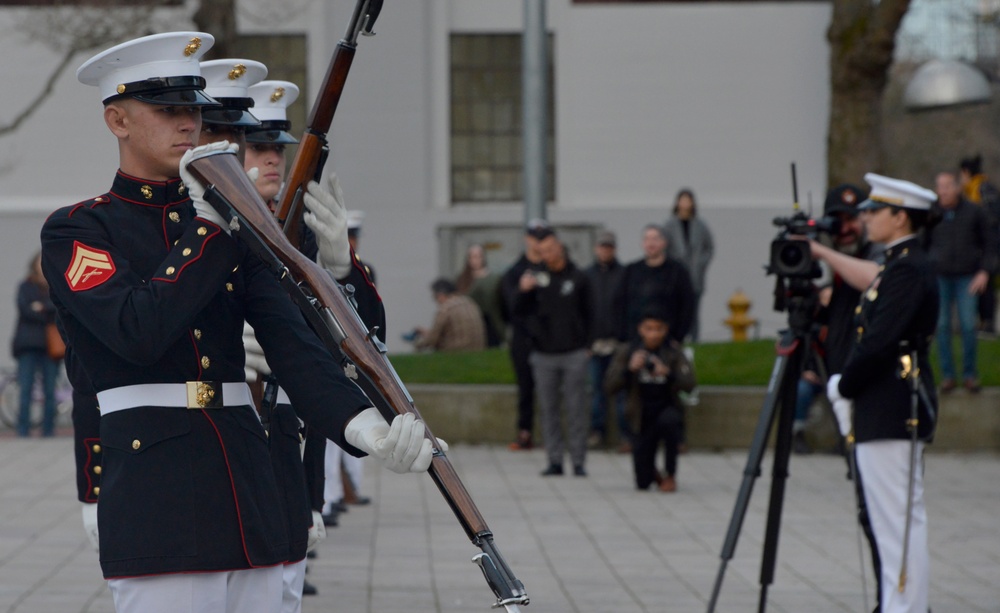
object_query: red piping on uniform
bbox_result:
[150,225,221,284]
[188,329,203,379]
[83,437,100,503]
[200,410,260,567]
[349,246,381,302]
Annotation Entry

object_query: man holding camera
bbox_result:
[792,184,883,453]
[514,230,592,477]
[811,173,939,613]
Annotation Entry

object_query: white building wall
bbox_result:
[0,0,832,369]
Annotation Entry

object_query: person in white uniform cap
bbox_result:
[43,31,439,613]
[812,172,939,613]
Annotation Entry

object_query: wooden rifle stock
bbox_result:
[274,0,382,246]
[188,151,528,610]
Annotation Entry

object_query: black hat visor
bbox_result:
[104,76,219,106]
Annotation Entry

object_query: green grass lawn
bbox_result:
[389,337,998,387]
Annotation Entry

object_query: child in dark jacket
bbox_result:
[605,307,695,492]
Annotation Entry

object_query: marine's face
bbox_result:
[245,143,286,201]
[199,124,247,166]
[110,100,201,180]
[861,205,904,244]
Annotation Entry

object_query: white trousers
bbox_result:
[109,566,283,613]
[281,559,306,613]
[856,440,929,613]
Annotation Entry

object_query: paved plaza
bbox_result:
[0,433,997,612]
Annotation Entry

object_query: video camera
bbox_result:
[768,211,840,279]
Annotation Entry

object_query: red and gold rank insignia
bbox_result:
[65,241,116,291]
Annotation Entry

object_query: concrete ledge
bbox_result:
[408,384,1000,452]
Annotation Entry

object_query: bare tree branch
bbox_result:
[0,45,78,138]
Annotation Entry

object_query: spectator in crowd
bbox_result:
[604,306,695,493]
[500,220,551,450]
[617,224,695,346]
[584,230,627,449]
[958,155,1000,336]
[664,188,714,342]
[928,171,997,393]
[412,278,487,352]
[11,252,61,437]
[514,230,592,476]
[456,243,505,348]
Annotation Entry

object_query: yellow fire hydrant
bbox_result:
[724,288,757,342]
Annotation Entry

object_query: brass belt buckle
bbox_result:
[186,381,223,409]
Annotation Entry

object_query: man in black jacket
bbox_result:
[616,224,695,345]
[928,171,997,393]
[514,230,592,476]
[500,220,550,450]
[585,230,626,449]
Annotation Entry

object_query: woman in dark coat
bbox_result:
[11,252,61,437]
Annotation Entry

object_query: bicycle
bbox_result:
[0,364,74,431]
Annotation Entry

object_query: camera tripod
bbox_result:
[706,285,828,613]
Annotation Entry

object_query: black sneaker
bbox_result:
[540,464,564,476]
[302,580,318,596]
[573,465,587,477]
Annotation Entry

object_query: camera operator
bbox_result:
[810,173,939,613]
[792,184,883,454]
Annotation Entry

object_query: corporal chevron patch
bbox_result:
[66,241,116,291]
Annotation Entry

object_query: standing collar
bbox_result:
[111,170,190,206]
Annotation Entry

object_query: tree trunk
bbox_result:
[193,0,237,59]
[827,0,912,187]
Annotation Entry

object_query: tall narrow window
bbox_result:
[450,34,555,204]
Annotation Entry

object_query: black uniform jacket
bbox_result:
[41,171,371,578]
[839,237,939,443]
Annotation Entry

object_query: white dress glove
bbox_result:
[82,503,99,554]
[179,140,240,233]
[307,509,327,552]
[242,322,270,381]
[344,408,440,474]
[303,173,352,279]
[826,374,852,437]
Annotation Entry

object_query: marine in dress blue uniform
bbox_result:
[828,173,939,613]
[40,32,409,613]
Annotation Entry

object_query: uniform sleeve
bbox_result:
[338,247,386,343]
[839,263,923,399]
[241,256,371,454]
[40,212,240,366]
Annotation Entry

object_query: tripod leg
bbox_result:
[756,334,804,613]
[706,332,799,613]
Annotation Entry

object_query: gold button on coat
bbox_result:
[93,466,102,475]
[198,227,208,236]
[166,266,175,275]
[194,329,202,340]
[201,356,211,369]
[226,283,234,292]
[92,444,102,454]
[132,440,141,450]
[93,487,100,496]
[183,248,192,256]
[169,212,181,222]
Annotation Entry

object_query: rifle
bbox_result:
[188,152,529,611]
[273,0,383,248]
